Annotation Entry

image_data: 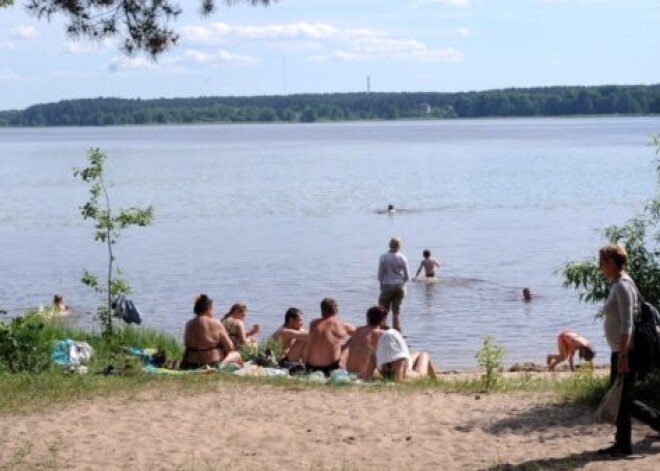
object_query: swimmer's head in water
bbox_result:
[387,204,395,211]
[522,287,532,301]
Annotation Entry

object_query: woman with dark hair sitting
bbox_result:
[181,294,242,370]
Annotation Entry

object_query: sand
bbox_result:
[1,380,659,471]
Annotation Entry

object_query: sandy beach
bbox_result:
[1,378,660,471]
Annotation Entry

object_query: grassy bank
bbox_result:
[0,364,619,417]
[3,314,659,417]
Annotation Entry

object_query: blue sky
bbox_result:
[0,0,658,110]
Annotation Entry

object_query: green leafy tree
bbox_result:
[74,148,153,338]
[3,1,275,57]
[563,135,660,307]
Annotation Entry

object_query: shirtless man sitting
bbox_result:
[344,306,388,380]
[270,307,308,364]
[304,297,356,376]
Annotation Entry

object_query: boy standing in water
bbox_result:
[415,249,440,279]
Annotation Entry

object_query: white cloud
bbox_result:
[49,70,96,78]
[179,49,260,66]
[182,21,464,64]
[456,27,472,37]
[410,0,472,6]
[0,70,20,81]
[9,25,37,40]
[110,56,159,71]
[181,22,380,45]
[63,39,112,55]
[309,43,464,63]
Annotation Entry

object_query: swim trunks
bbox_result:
[306,360,340,377]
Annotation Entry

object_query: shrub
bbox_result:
[0,312,52,373]
[475,335,506,391]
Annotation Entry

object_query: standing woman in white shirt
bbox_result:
[377,237,410,333]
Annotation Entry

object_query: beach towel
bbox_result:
[51,339,93,368]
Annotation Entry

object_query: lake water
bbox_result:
[2,117,660,369]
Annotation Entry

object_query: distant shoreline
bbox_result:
[2,84,659,127]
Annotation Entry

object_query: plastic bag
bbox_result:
[595,377,623,424]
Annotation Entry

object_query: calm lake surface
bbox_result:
[2,117,660,368]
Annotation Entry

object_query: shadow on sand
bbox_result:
[473,401,660,470]
[480,435,660,470]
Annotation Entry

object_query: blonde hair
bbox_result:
[223,303,247,320]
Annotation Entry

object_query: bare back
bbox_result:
[345,326,383,380]
[305,316,348,367]
[184,316,232,365]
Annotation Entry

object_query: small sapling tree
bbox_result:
[475,335,506,391]
[74,147,153,339]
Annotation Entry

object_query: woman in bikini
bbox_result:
[344,306,388,380]
[181,294,241,370]
[221,303,261,350]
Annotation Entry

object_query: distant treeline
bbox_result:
[2,85,660,127]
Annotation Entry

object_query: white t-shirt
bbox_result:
[376,329,411,370]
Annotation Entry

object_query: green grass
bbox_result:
[3,315,659,417]
[37,317,183,362]
[0,365,617,417]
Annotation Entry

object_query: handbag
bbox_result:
[595,377,623,424]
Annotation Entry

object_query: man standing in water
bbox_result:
[378,237,410,333]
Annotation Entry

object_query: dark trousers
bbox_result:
[609,351,660,447]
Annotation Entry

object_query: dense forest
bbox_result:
[1,84,660,127]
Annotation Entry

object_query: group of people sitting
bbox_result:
[181,294,438,382]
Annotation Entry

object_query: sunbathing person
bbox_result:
[270,307,308,364]
[221,303,260,349]
[344,306,388,380]
[181,294,241,370]
[375,327,439,381]
[304,297,356,376]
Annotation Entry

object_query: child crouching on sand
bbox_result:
[546,330,595,371]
